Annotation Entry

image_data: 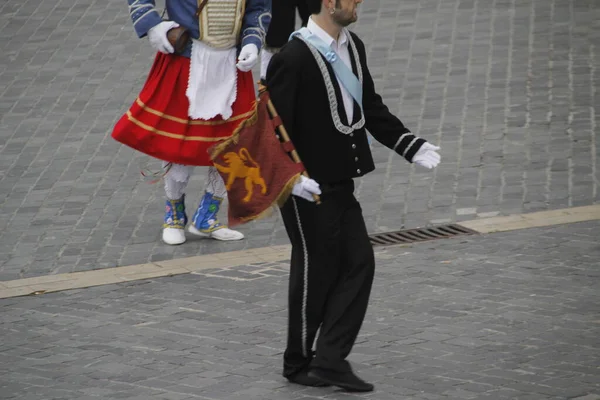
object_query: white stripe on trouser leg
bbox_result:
[292,197,309,358]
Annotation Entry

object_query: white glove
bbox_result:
[292,175,322,202]
[413,143,441,169]
[260,48,275,79]
[148,21,179,54]
[236,44,259,72]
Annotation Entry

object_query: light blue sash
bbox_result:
[290,27,363,110]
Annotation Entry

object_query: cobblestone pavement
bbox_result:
[1,0,600,279]
[0,221,598,400]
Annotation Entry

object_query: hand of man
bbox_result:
[236,44,259,72]
[148,21,179,54]
[292,175,322,202]
[413,143,441,169]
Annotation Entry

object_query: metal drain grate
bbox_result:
[369,224,477,247]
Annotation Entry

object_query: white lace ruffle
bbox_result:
[186,39,238,120]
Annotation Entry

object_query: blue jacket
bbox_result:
[127,0,272,57]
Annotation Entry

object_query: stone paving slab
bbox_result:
[2,204,600,299]
[0,244,292,299]
[1,0,600,279]
[459,203,600,233]
[0,221,599,399]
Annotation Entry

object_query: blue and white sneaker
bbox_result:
[162,196,188,245]
[188,191,244,241]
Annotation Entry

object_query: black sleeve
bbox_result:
[354,34,427,162]
[265,0,297,48]
[265,45,301,140]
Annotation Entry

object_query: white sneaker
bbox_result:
[188,225,244,241]
[162,227,186,245]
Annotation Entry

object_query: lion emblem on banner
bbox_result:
[214,148,267,203]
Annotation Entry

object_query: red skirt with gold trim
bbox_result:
[111,53,256,166]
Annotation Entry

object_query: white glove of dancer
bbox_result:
[260,48,275,80]
[236,44,259,72]
[148,21,179,54]
[292,175,322,202]
[413,143,441,169]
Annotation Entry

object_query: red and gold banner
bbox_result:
[209,91,305,226]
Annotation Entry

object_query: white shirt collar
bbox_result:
[307,17,348,48]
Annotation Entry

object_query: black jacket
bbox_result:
[266,31,426,184]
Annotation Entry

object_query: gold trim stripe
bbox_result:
[198,0,245,48]
[126,111,233,141]
[135,98,254,126]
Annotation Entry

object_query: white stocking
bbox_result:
[204,166,227,198]
[164,163,194,200]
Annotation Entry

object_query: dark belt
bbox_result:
[319,179,354,194]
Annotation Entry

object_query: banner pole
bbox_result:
[258,83,321,204]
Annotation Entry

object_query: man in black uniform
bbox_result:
[266,0,441,393]
[260,0,310,79]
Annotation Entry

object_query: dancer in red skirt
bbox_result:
[113,0,271,245]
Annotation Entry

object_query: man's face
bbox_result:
[332,0,363,26]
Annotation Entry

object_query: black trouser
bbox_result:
[265,0,310,49]
[280,180,375,377]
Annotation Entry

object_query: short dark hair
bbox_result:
[305,0,323,14]
[305,0,341,15]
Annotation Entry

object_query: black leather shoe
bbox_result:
[287,369,330,387]
[308,368,374,392]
